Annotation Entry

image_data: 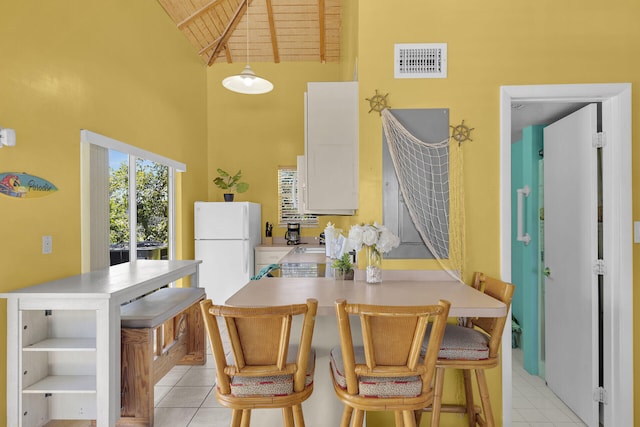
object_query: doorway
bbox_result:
[499,84,633,427]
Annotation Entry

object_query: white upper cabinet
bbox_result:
[300,82,358,215]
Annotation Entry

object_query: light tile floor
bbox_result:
[153,345,589,426]
[512,348,587,427]
[153,355,230,427]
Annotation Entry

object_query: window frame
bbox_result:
[80,130,185,272]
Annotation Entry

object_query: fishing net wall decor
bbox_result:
[381,109,465,280]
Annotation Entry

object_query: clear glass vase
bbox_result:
[365,246,382,284]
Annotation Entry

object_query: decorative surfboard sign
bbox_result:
[0,172,58,198]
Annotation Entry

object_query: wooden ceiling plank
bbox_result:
[161,0,341,67]
[265,0,280,63]
[318,0,326,63]
[207,0,247,66]
[177,0,225,29]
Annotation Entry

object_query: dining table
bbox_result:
[224,272,507,427]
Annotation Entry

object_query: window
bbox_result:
[278,166,318,227]
[80,130,185,272]
[108,152,169,265]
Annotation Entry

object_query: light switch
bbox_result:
[634,222,640,244]
[42,235,52,254]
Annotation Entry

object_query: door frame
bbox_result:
[499,83,633,426]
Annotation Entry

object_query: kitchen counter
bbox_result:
[277,246,328,264]
[255,244,332,278]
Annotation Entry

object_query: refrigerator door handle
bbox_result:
[243,239,249,274]
[242,204,248,239]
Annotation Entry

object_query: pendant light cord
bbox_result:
[246,0,249,65]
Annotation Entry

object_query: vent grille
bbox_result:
[394,43,447,79]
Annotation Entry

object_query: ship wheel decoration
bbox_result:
[450,120,474,145]
[366,90,390,115]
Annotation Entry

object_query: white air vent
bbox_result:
[394,43,447,79]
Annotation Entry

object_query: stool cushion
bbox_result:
[423,323,490,360]
[121,287,206,328]
[329,346,422,398]
[227,346,316,397]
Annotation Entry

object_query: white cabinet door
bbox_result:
[303,82,358,214]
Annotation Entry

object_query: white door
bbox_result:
[543,103,599,426]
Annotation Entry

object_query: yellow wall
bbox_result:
[2,0,640,425]
[0,0,208,420]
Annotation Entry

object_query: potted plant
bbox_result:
[332,253,354,280]
[213,168,249,202]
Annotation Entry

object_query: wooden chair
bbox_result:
[426,272,515,427]
[199,298,318,427]
[330,298,451,427]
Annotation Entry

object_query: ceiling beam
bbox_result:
[199,36,223,56]
[224,44,233,63]
[207,0,247,66]
[177,0,224,29]
[265,0,280,63]
[318,0,326,63]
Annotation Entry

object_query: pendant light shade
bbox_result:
[222,64,273,94]
[222,1,273,95]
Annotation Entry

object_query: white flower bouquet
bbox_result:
[347,222,400,283]
[347,222,400,254]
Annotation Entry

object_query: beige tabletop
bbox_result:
[226,276,506,317]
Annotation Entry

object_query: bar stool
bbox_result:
[330,298,451,427]
[199,298,318,427]
[424,272,515,427]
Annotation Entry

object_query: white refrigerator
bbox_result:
[194,201,261,305]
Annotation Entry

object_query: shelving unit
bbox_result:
[18,310,98,424]
[1,260,201,427]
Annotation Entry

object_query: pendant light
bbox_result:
[222,1,273,94]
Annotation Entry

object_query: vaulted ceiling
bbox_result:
[156,0,342,66]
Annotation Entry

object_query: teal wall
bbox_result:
[511,125,544,375]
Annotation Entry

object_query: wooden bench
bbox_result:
[118,287,206,426]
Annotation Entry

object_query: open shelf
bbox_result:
[23,375,96,394]
[24,338,96,352]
